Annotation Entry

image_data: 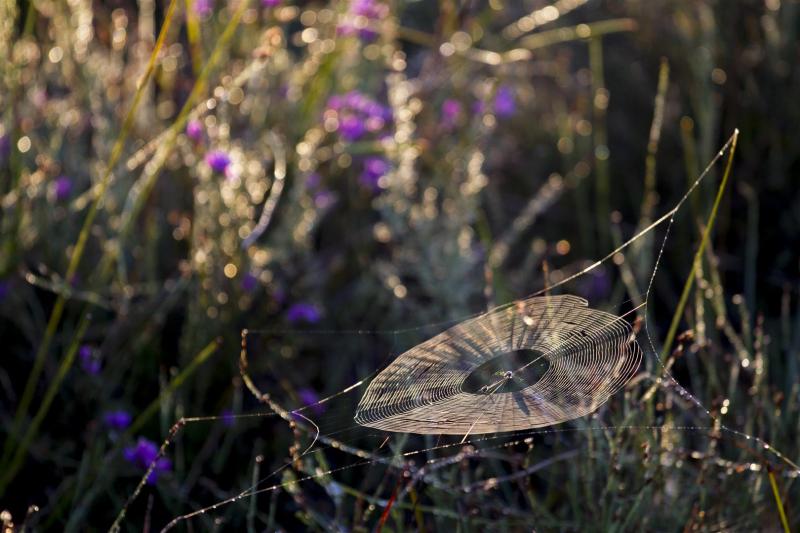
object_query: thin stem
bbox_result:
[767,469,790,533]
[125,338,222,439]
[659,129,739,360]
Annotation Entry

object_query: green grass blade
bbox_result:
[659,129,739,360]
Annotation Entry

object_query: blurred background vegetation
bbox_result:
[0,0,798,530]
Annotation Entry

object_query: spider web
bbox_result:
[110,130,799,532]
[354,294,641,435]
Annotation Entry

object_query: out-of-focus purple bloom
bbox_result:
[338,0,389,41]
[325,91,391,142]
[0,279,9,301]
[186,119,204,141]
[240,272,258,292]
[79,345,101,375]
[261,0,281,6]
[326,95,344,111]
[123,437,172,485]
[442,99,462,127]
[104,410,132,431]
[53,176,72,201]
[313,189,337,209]
[339,115,366,141]
[273,287,287,305]
[494,85,516,118]
[359,156,390,192]
[286,302,322,324]
[32,89,47,108]
[205,150,231,174]
[580,265,611,302]
[298,387,326,415]
[305,172,322,190]
[221,408,235,427]
[304,172,337,209]
[194,0,213,17]
[0,134,9,165]
[364,114,385,133]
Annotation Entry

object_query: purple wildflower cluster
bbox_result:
[193,0,213,17]
[441,98,462,128]
[325,91,392,142]
[79,345,101,375]
[338,0,389,42]
[240,271,259,293]
[123,437,172,485]
[472,85,517,119]
[494,86,516,117]
[205,150,231,175]
[286,302,322,324]
[305,172,337,209]
[185,118,232,178]
[53,176,72,201]
[221,408,235,427]
[103,410,132,431]
[359,156,391,192]
[186,119,204,142]
[0,134,9,165]
[579,265,611,302]
[298,387,326,415]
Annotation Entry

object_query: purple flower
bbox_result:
[193,0,213,17]
[298,387,326,415]
[79,345,101,375]
[261,0,281,6]
[221,408,235,427]
[273,287,287,305]
[442,99,462,127]
[103,410,132,431]
[494,85,516,118]
[186,119,204,141]
[339,115,366,141]
[325,91,391,142]
[338,0,389,41]
[579,265,611,302]
[305,172,322,190]
[326,95,344,111]
[0,279,9,301]
[123,437,172,485]
[286,302,322,324]
[359,156,390,191]
[205,150,231,174]
[240,272,258,293]
[53,176,72,201]
[313,189,337,209]
[0,134,9,165]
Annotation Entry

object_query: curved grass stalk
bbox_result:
[462,19,637,66]
[502,0,592,40]
[241,132,287,249]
